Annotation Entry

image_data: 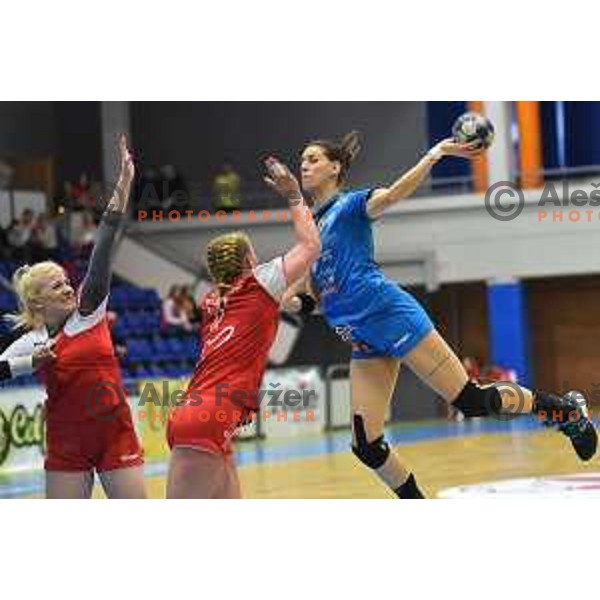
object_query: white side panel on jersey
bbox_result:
[63,295,109,337]
[268,319,301,366]
[254,257,287,302]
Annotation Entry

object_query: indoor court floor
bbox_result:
[1,417,599,499]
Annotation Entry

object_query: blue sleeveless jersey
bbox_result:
[311,188,433,359]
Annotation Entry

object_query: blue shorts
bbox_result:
[328,284,434,360]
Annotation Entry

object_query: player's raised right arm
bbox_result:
[78,135,135,315]
[264,157,321,287]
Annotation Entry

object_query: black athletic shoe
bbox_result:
[551,392,598,462]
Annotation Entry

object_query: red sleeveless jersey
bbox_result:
[0,296,143,471]
[187,263,284,410]
[38,299,126,425]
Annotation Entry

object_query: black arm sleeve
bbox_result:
[297,293,317,316]
[79,210,125,315]
[0,360,11,381]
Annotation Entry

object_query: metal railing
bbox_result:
[133,164,600,214]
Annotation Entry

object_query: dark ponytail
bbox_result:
[340,131,361,166]
[307,131,361,184]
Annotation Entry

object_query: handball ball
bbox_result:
[452,112,495,149]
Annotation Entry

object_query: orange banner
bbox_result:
[516,101,543,189]
[468,101,489,192]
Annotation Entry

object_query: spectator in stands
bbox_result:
[72,173,94,210]
[180,284,201,326]
[89,180,104,215]
[146,167,161,199]
[481,364,517,384]
[212,161,241,212]
[462,356,481,380]
[0,159,14,190]
[135,167,163,214]
[21,208,35,241]
[31,212,59,261]
[59,181,78,212]
[160,164,189,211]
[75,210,98,256]
[162,285,192,334]
[6,219,22,253]
[51,208,72,261]
[6,209,35,261]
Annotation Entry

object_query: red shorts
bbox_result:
[167,396,252,455]
[45,413,144,473]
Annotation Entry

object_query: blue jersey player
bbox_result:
[284,131,597,498]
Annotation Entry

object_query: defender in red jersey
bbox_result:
[0,136,145,498]
[166,157,320,498]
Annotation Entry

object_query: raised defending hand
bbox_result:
[118,134,135,186]
[109,134,135,214]
[264,157,303,200]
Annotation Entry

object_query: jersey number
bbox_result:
[200,325,236,361]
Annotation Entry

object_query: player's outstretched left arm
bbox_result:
[0,340,56,381]
[366,138,484,220]
[79,135,135,315]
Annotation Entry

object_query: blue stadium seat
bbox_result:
[0,293,18,312]
[0,263,11,278]
[147,365,166,378]
[112,320,127,339]
[183,336,200,359]
[166,338,185,359]
[142,289,161,310]
[142,310,161,330]
[136,366,152,379]
[127,339,153,362]
[152,338,171,361]
[164,362,187,378]
[126,312,143,333]
[130,288,147,310]
[108,288,128,311]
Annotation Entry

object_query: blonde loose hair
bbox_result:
[8,261,66,330]
[206,232,252,296]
